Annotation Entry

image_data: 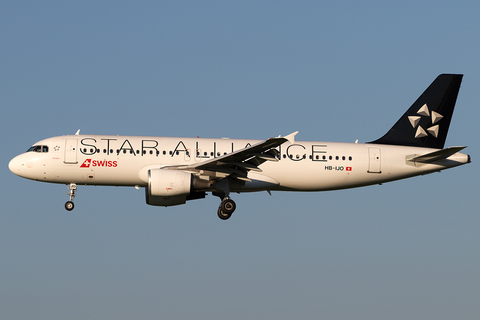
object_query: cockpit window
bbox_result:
[26,145,49,153]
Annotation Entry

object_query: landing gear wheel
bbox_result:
[65,183,77,211]
[217,207,232,220]
[65,201,74,211]
[221,198,236,215]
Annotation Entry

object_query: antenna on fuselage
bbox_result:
[75,129,80,135]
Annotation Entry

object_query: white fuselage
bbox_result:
[9,135,470,192]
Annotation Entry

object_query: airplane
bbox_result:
[9,74,471,220]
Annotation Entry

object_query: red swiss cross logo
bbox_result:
[80,159,91,168]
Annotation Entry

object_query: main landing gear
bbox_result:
[217,197,236,220]
[214,179,236,220]
[65,183,77,211]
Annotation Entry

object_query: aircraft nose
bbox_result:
[8,155,23,176]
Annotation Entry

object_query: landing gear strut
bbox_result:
[217,197,236,220]
[214,179,236,220]
[65,183,77,211]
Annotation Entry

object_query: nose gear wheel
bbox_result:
[65,183,77,211]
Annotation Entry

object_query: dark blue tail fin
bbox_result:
[369,74,463,149]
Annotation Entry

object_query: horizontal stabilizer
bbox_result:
[407,146,466,163]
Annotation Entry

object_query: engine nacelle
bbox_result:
[146,193,188,207]
[148,169,191,197]
[145,169,208,207]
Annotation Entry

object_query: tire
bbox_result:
[221,199,236,214]
[65,201,74,211]
[217,207,232,220]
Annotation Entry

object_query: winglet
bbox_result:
[75,129,80,135]
[284,131,299,144]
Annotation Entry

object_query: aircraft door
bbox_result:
[64,139,78,164]
[368,147,381,173]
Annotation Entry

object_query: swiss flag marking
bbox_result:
[346,167,352,171]
[80,159,91,168]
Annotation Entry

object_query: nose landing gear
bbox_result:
[65,183,77,211]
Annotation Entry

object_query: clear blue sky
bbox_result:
[1,1,479,319]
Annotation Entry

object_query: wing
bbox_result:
[163,131,298,182]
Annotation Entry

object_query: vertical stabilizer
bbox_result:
[369,74,463,149]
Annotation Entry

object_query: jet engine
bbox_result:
[145,168,208,206]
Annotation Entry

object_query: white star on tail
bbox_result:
[408,104,443,138]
